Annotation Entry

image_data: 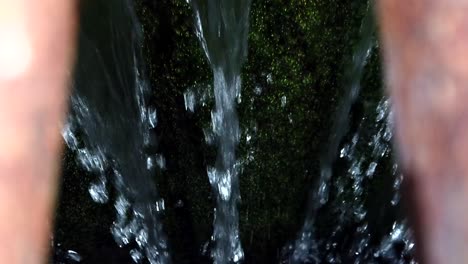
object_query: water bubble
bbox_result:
[88,177,109,203]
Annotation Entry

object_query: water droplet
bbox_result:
[148,108,157,128]
[147,156,154,170]
[184,89,196,112]
[66,250,82,262]
[366,162,377,178]
[155,199,166,212]
[88,177,109,203]
[136,229,148,247]
[155,154,166,170]
[77,148,106,173]
[130,249,143,263]
[115,195,130,216]
[318,181,329,205]
[62,122,78,149]
[266,73,273,84]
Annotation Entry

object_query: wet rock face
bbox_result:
[379,1,468,263]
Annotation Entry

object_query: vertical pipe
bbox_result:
[378,1,468,263]
[0,0,76,263]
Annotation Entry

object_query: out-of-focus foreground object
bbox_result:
[378,1,468,263]
[0,0,76,263]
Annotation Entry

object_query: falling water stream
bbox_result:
[62,1,170,263]
[287,3,416,263]
[189,1,251,263]
[288,5,376,262]
[285,96,416,263]
[56,0,418,263]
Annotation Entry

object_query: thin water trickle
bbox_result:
[288,6,376,262]
[63,0,170,263]
[286,2,417,262]
[286,94,416,263]
[189,1,251,263]
[317,1,376,209]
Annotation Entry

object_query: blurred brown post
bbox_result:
[0,0,76,263]
[378,1,468,263]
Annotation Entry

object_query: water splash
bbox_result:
[317,1,376,209]
[189,1,251,263]
[285,96,416,263]
[288,6,376,261]
[62,0,170,263]
[286,2,417,262]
